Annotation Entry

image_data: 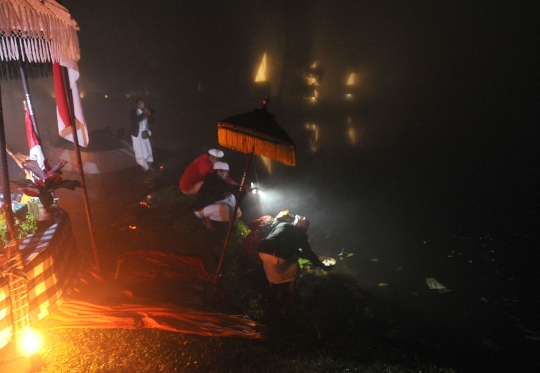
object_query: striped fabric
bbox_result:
[0,208,81,349]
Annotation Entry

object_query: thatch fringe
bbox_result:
[0,59,51,80]
[0,0,80,63]
[218,127,296,166]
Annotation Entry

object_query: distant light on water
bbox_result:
[304,122,319,152]
[260,156,272,175]
[255,52,268,82]
[348,127,356,145]
[347,115,356,145]
[347,73,357,86]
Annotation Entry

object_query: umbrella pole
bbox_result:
[212,150,254,285]
[60,66,101,273]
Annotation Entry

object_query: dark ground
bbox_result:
[52,133,539,373]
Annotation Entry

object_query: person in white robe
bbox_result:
[130,98,154,171]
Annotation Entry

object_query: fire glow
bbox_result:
[18,328,43,357]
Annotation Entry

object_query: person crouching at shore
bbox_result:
[192,162,242,232]
[258,215,330,301]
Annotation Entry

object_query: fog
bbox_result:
[3,2,536,157]
[2,1,537,247]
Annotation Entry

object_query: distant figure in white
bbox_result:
[130,98,154,171]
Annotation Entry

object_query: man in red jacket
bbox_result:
[179,149,225,195]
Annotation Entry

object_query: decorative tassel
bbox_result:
[218,127,296,166]
[0,0,80,64]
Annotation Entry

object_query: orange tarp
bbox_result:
[33,251,266,339]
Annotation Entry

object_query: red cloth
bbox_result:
[242,215,274,263]
[53,61,89,147]
[53,62,71,130]
[33,251,266,339]
[25,104,45,169]
[35,300,266,338]
[179,153,214,192]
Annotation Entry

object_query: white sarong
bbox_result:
[132,135,153,171]
[132,109,153,171]
[194,194,241,222]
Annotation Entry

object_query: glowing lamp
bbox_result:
[249,182,260,194]
[18,328,43,357]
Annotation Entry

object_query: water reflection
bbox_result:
[304,122,319,152]
[347,115,357,145]
[301,114,360,153]
[260,155,272,175]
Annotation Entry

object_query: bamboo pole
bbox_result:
[59,65,101,273]
[212,150,254,285]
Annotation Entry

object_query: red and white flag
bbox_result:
[53,61,89,147]
[24,103,45,169]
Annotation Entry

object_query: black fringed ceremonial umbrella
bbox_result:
[213,97,296,284]
[217,97,296,167]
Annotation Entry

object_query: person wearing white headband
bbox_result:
[192,161,244,231]
[179,148,232,195]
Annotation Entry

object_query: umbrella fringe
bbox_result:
[0,59,52,80]
[0,1,80,63]
[218,127,296,166]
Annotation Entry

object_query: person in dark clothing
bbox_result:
[193,162,242,231]
[180,149,226,195]
[258,216,329,296]
[242,210,295,263]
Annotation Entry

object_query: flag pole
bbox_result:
[0,83,17,250]
[59,65,101,273]
[18,61,44,151]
